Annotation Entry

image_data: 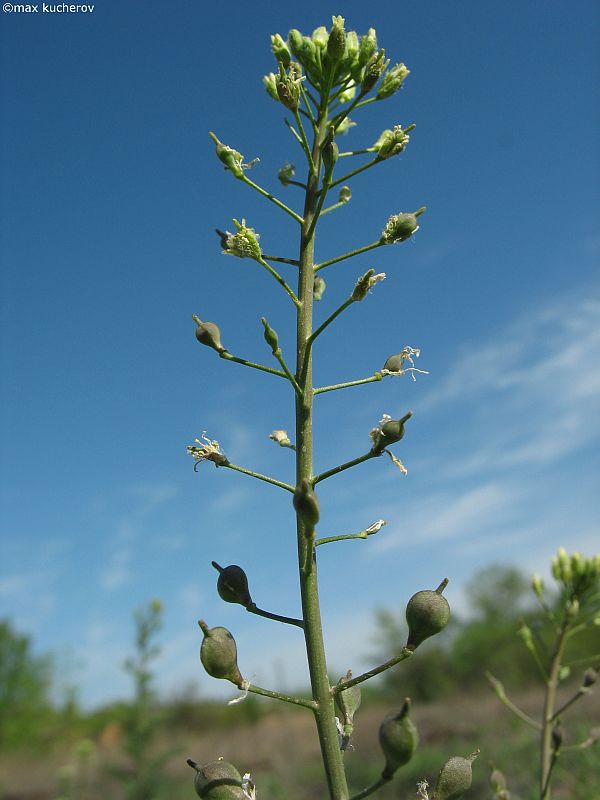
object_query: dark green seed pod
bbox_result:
[372,412,412,454]
[212,562,253,608]
[194,319,225,353]
[406,579,450,650]
[188,759,245,799]
[379,698,418,779]
[335,671,361,725]
[313,275,326,301]
[293,479,320,533]
[198,620,244,687]
[583,667,598,687]
[383,353,405,372]
[434,750,479,800]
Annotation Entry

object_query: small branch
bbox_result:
[328,156,383,190]
[262,253,300,267]
[257,256,300,306]
[240,174,304,224]
[316,532,367,546]
[319,199,350,216]
[272,348,303,396]
[332,649,413,694]
[285,117,306,148]
[223,462,294,493]
[314,373,383,395]
[314,240,383,272]
[293,109,316,174]
[314,451,377,485]
[338,148,376,158]
[246,602,304,629]
[485,672,542,730]
[308,297,354,345]
[349,775,391,800]
[247,682,316,710]
[299,83,318,128]
[219,351,287,379]
[551,687,589,721]
[565,653,600,668]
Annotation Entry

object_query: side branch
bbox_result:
[246,602,305,629]
[223,462,294,493]
[219,351,287,379]
[241,174,304,224]
[315,374,383,395]
[313,451,377,485]
[314,240,383,272]
[257,256,300,306]
[349,776,391,800]
[247,683,316,710]
[332,649,413,694]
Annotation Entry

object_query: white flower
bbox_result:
[187,432,228,468]
[382,346,429,381]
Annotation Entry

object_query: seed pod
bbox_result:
[293,479,320,533]
[322,127,338,176]
[380,212,419,244]
[379,698,418,779]
[583,667,598,687]
[198,620,244,687]
[406,579,450,650]
[194,319,225,353]
[212,562,253,608]
[433,750,479,800]
[335,671,361,726]
[371,412,412,454]
[188,759,245,799]
[489,762,507,792]
[261,317,279,353]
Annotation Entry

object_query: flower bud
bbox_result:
[380,209,425,244]
[261,317,279,353]
[193,317,226,354]
[188,759,246,799]
[293,478,320,533]
[208,132,244,179]
[345,31,359,63]
[327,16,346,64]
[278,162,296,186]
[376,63,410,100]
[339,186,352,204]
[361,49,388,95]
[322,127,339,176]
[287,29,303,60]
[405,579,450,650]
[379,699,418,779]
[551,721,564,751]
[198,620,244,687]
[338,83,357,104]
[358,28,377,66]
[212,562,253,608]
[263,72,279,101]
[335,671,361,726]
[489,763,507,792]
[271,33,290,67]
[531,573,544,601]
[434,750,479,800]
[313,275,326,301]
[336,117,357,136]
[371,411,413,454]
[312,26,328,49]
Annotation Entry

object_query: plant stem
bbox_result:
[332,649,413,693]
[246,683,316,710]
[262,253,300,266]
[241,174,304,224]
[309,296,355,345]
[219,351,287,379]
[485,672,542,730]
[315,532,369,546]
[540,613,570,799]
[314,451,377,485]
[246,602,304,629]
[314,240,383,272]
[222,462,294,493]
[295,107,350,800]
[349,776,390,800]
[257,256,300,306]
[314,373,383,395]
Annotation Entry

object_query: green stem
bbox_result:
[328,156,382,190]
[309,297,354,345]
[240,175,304,224]
[246,602,304,629]
[294,108,316,175]
[222,462,294,493]
[262,253,300,266]
[314,240,384,272]
[316,532,368,546]
[246,683,316,710]
[257,256,300,306]
[219,350,287,379]
[332,649,413,693]
[540,615,571,800]
[294,101,350,800]
[551,688,587,720]
[315,374,383,395]
[320,199,349,216]
[314,451,377,485]
[485,672,542,730]
[272,348,303,396]
[349,776,390,800]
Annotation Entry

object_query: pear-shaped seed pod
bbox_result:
[383,353,405,372]
[406,580,450,650]
[379,698,418,779]
[190,759,245,799]
[195,320,225,353]
[198,620,244,687]
[335,671,361,725]
[212,562,253,608]
[434,750,479,800]
[371,412,412,454]
[293,479,320,532]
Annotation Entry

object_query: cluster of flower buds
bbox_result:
[198,619,244,688]
[378,698,418,779]
[264,18,409,105]
[188,758,255,799]
[374,124,414,160]
[551,548,600,602]
[380,207,426,244]
[405,579,451,651]
[219,219,262,262]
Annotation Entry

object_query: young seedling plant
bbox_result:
[186,17,478,800]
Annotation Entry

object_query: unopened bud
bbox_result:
[361,49,388,95]
[583,667,598,687]
[271,33,290,67]
[489,763,507,792]
[339,185,352,203]
[551,721,564,751]
[276,62,302,112]
[312,26,328,49]
[379,699,418,779]
[198,620,244,687]
[405,579,450,650]
[212,562,253,608]
[351,268,385,301]
[193,316,226,354]
[327,15,346,63]
[322,127,339,176]
[531,574,544,600]
[278,162,296,186]
[358,28,377,66]
[376,63,410,100]
[188,758,245,799]
[335,671,362,726]
[293,478,320,533]
[434,750,479,800]
[287,29,303,60]
[208,132,245,179]
[261,317,279,353]
[313,275,326,300]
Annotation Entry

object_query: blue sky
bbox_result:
[1,1,598,708]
